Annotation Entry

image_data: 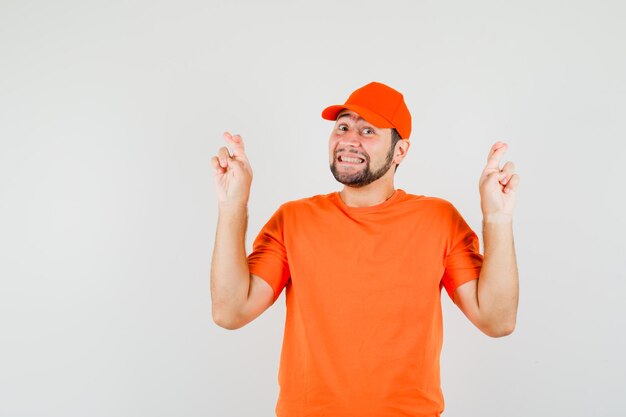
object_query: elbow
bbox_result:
[486,326,515,338]
[481,318,516,338]
[213,317,240,330]
[212,308,244,331]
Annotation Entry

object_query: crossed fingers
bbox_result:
[483,141,520,194]
[210,132,249,175]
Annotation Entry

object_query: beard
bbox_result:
[329,144,395,188]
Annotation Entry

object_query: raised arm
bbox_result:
[453,142,520,337]
[210,132,273,330]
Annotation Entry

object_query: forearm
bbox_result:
[477,217,519,334]
[210,202,251,327]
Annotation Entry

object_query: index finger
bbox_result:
[485,141,508,171]
[223,132,248,160]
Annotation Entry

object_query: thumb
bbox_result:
[227,157,245,173]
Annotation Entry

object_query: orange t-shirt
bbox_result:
[248,189,483,417]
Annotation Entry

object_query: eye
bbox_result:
[337,124,348,131]
[362,127,375,135]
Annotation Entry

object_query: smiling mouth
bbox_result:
[338,155,365,164]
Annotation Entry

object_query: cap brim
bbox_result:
[321,104,394,130]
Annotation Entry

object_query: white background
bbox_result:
[1,1,625,416]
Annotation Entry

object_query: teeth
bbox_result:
[340,156,364,163]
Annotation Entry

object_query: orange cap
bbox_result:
[321,82,412,139]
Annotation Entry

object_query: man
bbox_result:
[210,82,519,417]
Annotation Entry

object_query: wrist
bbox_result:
[218,200,248,211]
[482,213,513,224]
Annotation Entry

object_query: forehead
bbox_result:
[335,109,389,135]
[336,109,368,123]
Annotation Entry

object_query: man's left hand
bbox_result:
[479,142,520,222]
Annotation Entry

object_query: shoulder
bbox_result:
[278,193,335,212]
[399,191,459,213]
[267,194,335,231]
[395,192,469,232]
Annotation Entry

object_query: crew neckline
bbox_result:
[332,189,405,213]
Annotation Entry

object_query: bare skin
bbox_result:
[454,142,520,336]
[210,119,520,336]
[209,133,272,330]
[328,110,409,207]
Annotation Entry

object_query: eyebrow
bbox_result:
[336,113,366,123]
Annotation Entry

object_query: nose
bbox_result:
[338,130,361,147]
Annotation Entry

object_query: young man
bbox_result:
[211,82,520,417]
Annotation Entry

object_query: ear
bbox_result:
[394,140,410,164]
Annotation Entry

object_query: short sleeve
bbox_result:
[441,206,483,301]
[247,206,291,304]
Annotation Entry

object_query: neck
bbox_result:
[339,178,396,208]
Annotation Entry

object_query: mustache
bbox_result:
[334,148,370,162]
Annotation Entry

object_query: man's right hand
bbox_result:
[210,132,253,205]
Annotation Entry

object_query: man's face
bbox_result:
[328,110,396,187]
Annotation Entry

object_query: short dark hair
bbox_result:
[391,128,402,146]
[391,128,402,172]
